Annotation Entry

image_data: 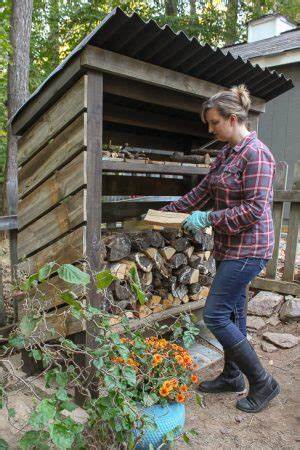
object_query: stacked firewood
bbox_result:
[101,228,215,319]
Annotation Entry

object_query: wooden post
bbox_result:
[85,71,104,347]
[283,161,300,281]
[266,161,288,279]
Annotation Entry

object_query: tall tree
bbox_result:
[165,0,178,16]
[5,0,33,321]
[224,0,239,45]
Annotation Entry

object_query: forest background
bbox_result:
[0,0,299,186]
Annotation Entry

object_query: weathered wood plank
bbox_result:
[251,277,300,296]
[104,103,207,138]
[19,152,86,229]
[144,209,188,228]
[30,298,207,342]
[283,161,300,282]
[19,114,86,198]
[266,162,288,279]
[11,56,83,135]
[18,226,86,275]
[102,160,209,176]
[18,274,85,314]
[85,71,104,349]
[0,215,18,231]
[273,190,300,202]
[81,46,266,113]
[18,76,87,165]
[18,189,86,259]
[104,74,206,114]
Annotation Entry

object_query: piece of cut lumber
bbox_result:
[110,263,127,280]
[123,219,164,231]
[144,209,188,228]
[159,246,176,261]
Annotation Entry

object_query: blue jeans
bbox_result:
[203,258,267,349]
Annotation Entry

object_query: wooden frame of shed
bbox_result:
[9,8,295,346]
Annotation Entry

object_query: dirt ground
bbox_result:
[176,322,299,450]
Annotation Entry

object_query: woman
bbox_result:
[162,85,279,413]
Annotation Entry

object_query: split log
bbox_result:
[160,246,176,261]
[144,248,169,277]
[107,235,131,261]
[184,246,194,258]
[135,253,153,272]
[172,297,182,306]
[190,286,210,301]
[170,253,187,269]
[141,271,153,286]
[160,229,181,242]
[114,281,131,301]
[147,231,165,248]
[176,266,193,284]
[152,305,164,313]
[168,152,207,164]
[171,282,188,300]
[148,295,162,308]
[135,304,152,319]
[189,282,202,295]
[173,237,190,252]
[110,263,127,280]
[182,295,189,304]
[144,210,188,229]
[163,294,174,310]
[130,233,151,252]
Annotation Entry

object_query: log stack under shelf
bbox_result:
[101,227,215,320]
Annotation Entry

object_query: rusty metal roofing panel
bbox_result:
[12,7,294,125]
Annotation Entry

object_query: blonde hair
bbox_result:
[201,84,251,124]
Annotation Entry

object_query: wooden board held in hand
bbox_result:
[144,209,188,228]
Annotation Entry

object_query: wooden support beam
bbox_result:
[251,277,300,297]
[104,103,207,138]
[85,71,104,349]
[81,46,266,113]
[102,160,209,176]
[273,190,300,202]
[0,215,18,231]
[266,162,288,279]
[283,161,300,282]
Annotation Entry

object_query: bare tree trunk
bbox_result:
[5,0,33,323]
[48,0,60,68]
[189,0,196,16]
[165,0,178,16]
[224,0,239,45]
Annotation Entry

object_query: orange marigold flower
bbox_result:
[159,386,170,397]
[179,384,188,393]
[191,374,199,384]
[175,354,184,365]
[176,393,186,403]
[152,354,163,366]
[162,380,173,391]
[170,378,179,388]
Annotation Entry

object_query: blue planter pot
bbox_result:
[133,402,185,450]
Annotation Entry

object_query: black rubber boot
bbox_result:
[227,338,280,413]
[198,353,246,394]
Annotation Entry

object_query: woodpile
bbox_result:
[101,228,215,319]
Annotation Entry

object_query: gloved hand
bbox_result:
[182,211,212,233]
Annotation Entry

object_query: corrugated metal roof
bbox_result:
[223,28,300,61]
[12,7,294,124]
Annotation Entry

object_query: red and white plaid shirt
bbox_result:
[162,132,276,260]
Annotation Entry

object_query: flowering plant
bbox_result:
[111,335,199,406]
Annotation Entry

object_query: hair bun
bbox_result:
[231,84,251,112]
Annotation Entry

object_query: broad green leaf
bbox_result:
[60,401,77,412]
[31,349,42,361]
[57,264,90,286]
[28,399,56,429]
[56,387,68,401]
[55,370,68,388]
[60,291,83,311]
[123,366,136,387]
[195,393,203,407]
[129,265,141,287]
[96,270,118,290]
[8,334,25,349]
[130,281,147,305]
[0,438,8,450]
[38,262,56,281]
[21,273,39,292]
[182,433,190,444]
[49,422,74,450]
[8,407,15,417]
[93,357,104,370]
[20,314,40,338]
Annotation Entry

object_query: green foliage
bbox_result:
[128,264,148,305]
[0,438,9,450]
[57,264,90,286]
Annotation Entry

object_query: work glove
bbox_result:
[182,211,212,233]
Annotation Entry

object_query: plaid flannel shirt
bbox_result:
[162,132,276,260]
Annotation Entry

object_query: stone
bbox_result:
[263,332,299,349]
[279,297,300,322]
[261,341,279,353]
[246,316,266,332]
[267,315,281,327]
[247,291,284,317]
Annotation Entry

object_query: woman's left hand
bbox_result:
[182,210,212,232]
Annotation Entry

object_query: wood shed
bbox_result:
[10,8,293,343]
